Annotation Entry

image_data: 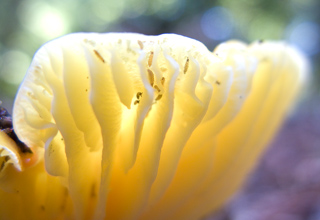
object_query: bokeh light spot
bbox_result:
[17,0,70,39]
[92,0,125,22]
[152,0,184,21]
[201,6,233,41]
[123,0,148,18]
[287,21,320,56]
[0,50,31,85]
[247,15,284,41]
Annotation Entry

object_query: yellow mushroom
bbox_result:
[0,33,308,220]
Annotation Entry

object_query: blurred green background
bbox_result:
[0,0,319,110]
[0,0,320,219]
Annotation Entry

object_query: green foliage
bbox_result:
[0,0,319,107]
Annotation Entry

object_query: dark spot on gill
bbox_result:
[148,51,154,67]
[161,77,165,86]
[184,57,189,74]
[148,69,154,87]
[94,50,105,63]
[155,94,162,101]
[154,85,161,92]
[136,92,143,99]
[137,40,144,50]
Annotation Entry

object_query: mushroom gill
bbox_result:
[0,33,308,220]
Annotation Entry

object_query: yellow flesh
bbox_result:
[0,33,308,220]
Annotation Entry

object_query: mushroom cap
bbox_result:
[0,33,308,220]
